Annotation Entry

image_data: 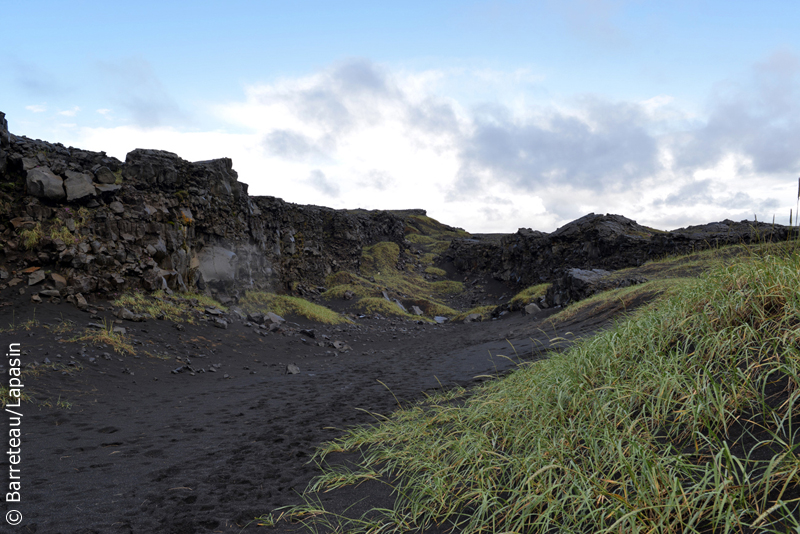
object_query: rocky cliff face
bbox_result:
[0,113,407,302]
[444,213,792,289]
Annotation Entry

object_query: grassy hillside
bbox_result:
[320,213,472,320]
[277,242,800,533]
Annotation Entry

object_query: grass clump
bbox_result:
[452,304,496,322]
[49,223,77,244]
[111,290,226,324]
[181,291,227,311]
[68,324,135,356]
[288,245,800,533]
[113,291,193,323]
[509,282,550,307]
[18,222,43,250]
[0,386,31,408]
[354,297,431,321]
[423,266,447,277]
[240,292,351,324]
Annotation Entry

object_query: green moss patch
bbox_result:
[240,292,351,324]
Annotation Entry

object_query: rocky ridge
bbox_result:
[0,112,410,304]
[444,212,792,291]
[1,110,793,315]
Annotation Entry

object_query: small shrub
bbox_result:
[18,223,43,250]
[68,323,135,355]
[508,283,550,307]
[49,225,76,244]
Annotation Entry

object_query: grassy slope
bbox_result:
[321,214,471,320]
[281,243,800,533]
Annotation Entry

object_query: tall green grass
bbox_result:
[286,244,800,533]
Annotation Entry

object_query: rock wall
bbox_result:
[444,213,792,288]
[0,113,407,302]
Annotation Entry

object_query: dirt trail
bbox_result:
[0,291,617,534]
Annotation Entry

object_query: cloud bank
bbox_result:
[64,53,800,233]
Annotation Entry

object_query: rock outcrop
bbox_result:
[444,213,791,290]
[0,113,408,302]
[545,268,648,308]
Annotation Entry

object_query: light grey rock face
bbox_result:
[198,246,238,283]
[64,171,97,201]
[26,167,65,200]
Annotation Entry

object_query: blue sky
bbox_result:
[4,0,800,232]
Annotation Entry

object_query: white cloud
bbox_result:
[25,104,47,113]
[61,55,797,233]
[58,106,80,117]
[307,169,340,197]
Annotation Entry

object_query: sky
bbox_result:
[4,0,800,233]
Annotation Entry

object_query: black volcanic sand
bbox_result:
[0,286,623,534]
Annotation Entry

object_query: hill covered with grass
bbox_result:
[276,242,800,533]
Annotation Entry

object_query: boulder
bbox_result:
[10,217,36,230]
[94,166,117,184]
[247,312,265,325]
[114,307,146,322]
[523,303,541,315]
[64,171,97,201]
[27,270,46,286]
[26,167,65,200]
[463,313,482,323]
[266,312,285,324]
[546,268,612,308]
[75,293,89,311]
[123,149,180,187]
[95,184,122,196]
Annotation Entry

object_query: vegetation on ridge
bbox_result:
[276,242,800,533]
[240,292,351,325]
[321,214,468,320]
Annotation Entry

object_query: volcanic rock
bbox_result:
[26,167,65,200]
